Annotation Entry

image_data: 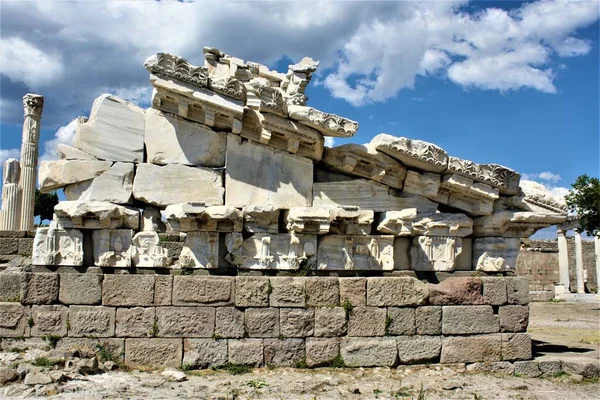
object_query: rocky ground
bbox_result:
[1,299,598,399]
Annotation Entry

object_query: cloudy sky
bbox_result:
[0,0,598,236]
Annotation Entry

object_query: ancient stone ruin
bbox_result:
[0,47,569,369]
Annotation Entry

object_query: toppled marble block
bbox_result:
[473,237,520,271]
[133,163,224,207]
[317,235,394,270]
[92,229,133,267]
[402,171,446,201]
[141,207,167,232]
[145,108,226,167]
[242,206,280,233]
[505,180,568,215]
[330,206,374,235]
[225,135,313,208]
[226,233,316,270]
[73,94,145,162]
[178,232,219,269]
[54,201,139,230]
[377,211,473,237]
[38,160,112,193]
[32,224,83,266]
[64,162,134,204]
[131,231,171,267]
[370,134,448,173]
[240,108,324,161]
[321,144,407,190]
[164,203,243,232]
[410,236,464,271]
[285,207,331,234]
[447,156,521,195]
[56,144,97,160]
[440,174,499,216]
[377,209,417,236]
[473,211,566,238]
[288,105,358,138]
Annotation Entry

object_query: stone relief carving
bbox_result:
[410,236,463,272]
[32,223,84,266]
[165,203,243,232]
[329,206,374,235]
[285,207,332,234]
[178,232,219,269]
[317,235,394,270]
[54,201,140,230]
[92,229,133,267]
[371,134,448,173]
[131,231,171,268]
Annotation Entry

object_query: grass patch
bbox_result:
[330,355,346,368]
[385,315,393,336]
[27,317,34,328]
[149,319,159,337]
[212,363,252,375]
[247,379,269,389]
[180,363,194,372]
[32,357,62,367]
[295,357,308,369]
[417,382,427,400]
[42,334,61,349]
[341,299,354,317]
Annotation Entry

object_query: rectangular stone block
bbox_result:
[502,333,532,361]
[215,307,245,339]
[102,274,154,306]
[367,277,429,306]
[397,336,441,363]
[415,306,442,335]
[482,277,508,305]
[387,308,415,336]
[154,275,173,306]
[69,306,115,337]
[442,305,499,335]
[0,272,23,302]
[499,305,529,332]
[60,273,102,305]
[306,338,340,367]
[178,231,219,269]
[235,276,270,307]
[506,277,530,305]
[228,339,263,366]
[270,277,305,307]
[472,237,519,271]
[56,338,125,361]
[156,307,215,337]
[314,307,347,337]
[305,277,339,307]
[21,273,59,305]
[264,338,305,367]
[116,307,155,337]
[32,226,84,266]
[0,303,29,337]
[428,277,484,305]
[280,308,314,337]
[245,308,279,338]
[339,278,366,307]
[440,334,502,363]
[172,276,234,306]
[514,360,541,377]
[30,305,68,337]
[183,338,228,368]
[317,235,394,270]
[125,338,182,368]
[348,307,386,337]
[341,337,397,367]
[0,237,19,254]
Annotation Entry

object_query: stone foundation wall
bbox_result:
[0,231,35,265]
[516,240,559,301]
[567,239,597,293]
[0,273,531,368]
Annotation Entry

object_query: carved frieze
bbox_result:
[246,80,288,117]
[473,211,566,238]
[447,156,521,195]
[164,203,243,232]
[285,207,332,234]
[131,231,171,268]
[370,134,448,173]
[329,206,374,235]
[92,229,133,267]
[178,231,219,269]
[317,235,394,271]
[32,224,83,266]
[54,201,139,230]
[377,210,472,237]
[472,237,520,271]
[288,105,358,138]
[410,236,464,271]
[440,174,500,216]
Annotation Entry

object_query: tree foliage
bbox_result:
[565,174,600,237]
[34,189,59,222]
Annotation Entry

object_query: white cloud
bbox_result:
[0,37,63,87]
[522,171,562,183]
[324,137,335,148]
[40,118,78,162]
[0,148,20,166]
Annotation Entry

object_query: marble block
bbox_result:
[473,237,520,272]
[64,162,134,204]
[287,105,358,138]
[441,174,499,216]
[329,206,374,235]
[246,79,288,117]
[317,235,394,271]
[132,231,171,268]
[39,160,112,193]
[178,232,220,269]
[473,211,566,238]
[54,201,139,230]
[164,203,243,232]
[141,207,167,232]
[370,134,448,173]
[447,156,520,195]
[410,236,464,272]
[92,229,133,267]
[505,180,568,215]
[242,206,280,233]
[402,170,445,201]
[377,211,472,237]
[56,144,97,160]
[32,224,84,266]
[285,207,331,234]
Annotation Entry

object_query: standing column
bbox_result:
[595,235,600,294]
[574,231,585,294]
[0,159,22,230]
[557,228,570,292]
[18,94,44,231]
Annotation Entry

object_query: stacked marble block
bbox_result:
[33,47,568,272]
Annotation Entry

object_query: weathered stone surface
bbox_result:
[134,163,224,207]
[280,308,314,337]
[21,273,59,305]
[397,336,442,363]
[415,306,442,335]
[285,207,331,234]
[288,105,358,138]
[506,277,530,305]
[348,307,386,337]
[24,372,53,385]
[54,201,139,230]
[339,278,366,307]
[0,272,22,302]
[305,277,339,307]
[156,307,215,337]
[441,174,500,216]
[38,160,113,193]
[241,206,279,233]
[125,338,182,368]
[228,339,263,366]
[172,276,234,306]
[183,339,227,368]
[0,303,29,337]
[32,225,84,266]
[0,237,18,254]
[145,108,226,167]
[482,277,508,306]
[55,338,124,361]
[142,206,167,232]
[473,211,566,238]
[30,305,68,336]
[264,338,305,367]
[131,231,171,267]
[440,335,502,363]
[178,231,219,269]
[314,307,347,337]
[514,360,541,377]
[306,338,340,367]
[154,275,173,306]
[58,274,102,305]
[367,277,429,306]
[378,211,472,237]
[510,180,568,215]
[69,306,115,337]
[428,277,484,305]
[165,204,242,232]
[446,156,521,195]
[502,333,532,361]
[245,308,279,337]
[499,305,529,332]
[329,206,373,235]
[466,361,515,375]
[56,144,97,160]
[318,235,394,271]
[270,277,305,307]
[410,236,464,272]
[442,305,499,335]
[539,360,563,377]
[229,233,316,270]
[225,135,312,208]
[116,307,155,337]
[215,307,245,338]
[102,274,154,306]
[387,308,415,336]
[341,337,397,367]
[235,276,270,307]
[65,164,134,206]
[370,134,448,173]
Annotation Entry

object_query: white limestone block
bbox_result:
[370,134,449,173]
[133,163,224,208]
[32,224,83,266]
[378,210,472,237]
[455,237,472,271]
[242,206,280,233]
[144,108,226,167]
[473,237,520,271]
[56,144,97,160]
[132,231,171,267]
[54,201,139,230]
[73,94,145,162]
[92,229,133,267]
[410,236,464,272]
[64,162,134,204]
[317,235,394,271]
[473,211,566,238]
[225,135,313,209]
[38,160,112,193]
[376,209,418,236]
[441,174,499,216]
[284,207,331,234]
[403,170,442,200]
[178,232,220,269]
[164,203,243,232]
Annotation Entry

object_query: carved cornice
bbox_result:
[447,157,520,194]
[288,105,358,138]
[23,94,44,117]
[247,82,288,117]
[523,195,568,214]
[371,134,448,173]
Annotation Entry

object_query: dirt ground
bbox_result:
[2,299,599,400]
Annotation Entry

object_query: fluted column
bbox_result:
[18,94,44,231]
[556,228,570,292]
[574,231,585,294]
[0,159,22,230]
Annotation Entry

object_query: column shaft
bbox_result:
[574,232,585,294]
[556,229,570,292]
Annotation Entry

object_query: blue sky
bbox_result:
[0,1,598,237]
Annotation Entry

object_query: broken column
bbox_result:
[0,158,22,231]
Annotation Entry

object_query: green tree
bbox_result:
[34,189,59,222]
[565,174,600,237]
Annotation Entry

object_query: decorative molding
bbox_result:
[447,157,520,194]
[23,94,44,117]
[370,134,448,173]
[288,105,358,138]
[247,82,288,117]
